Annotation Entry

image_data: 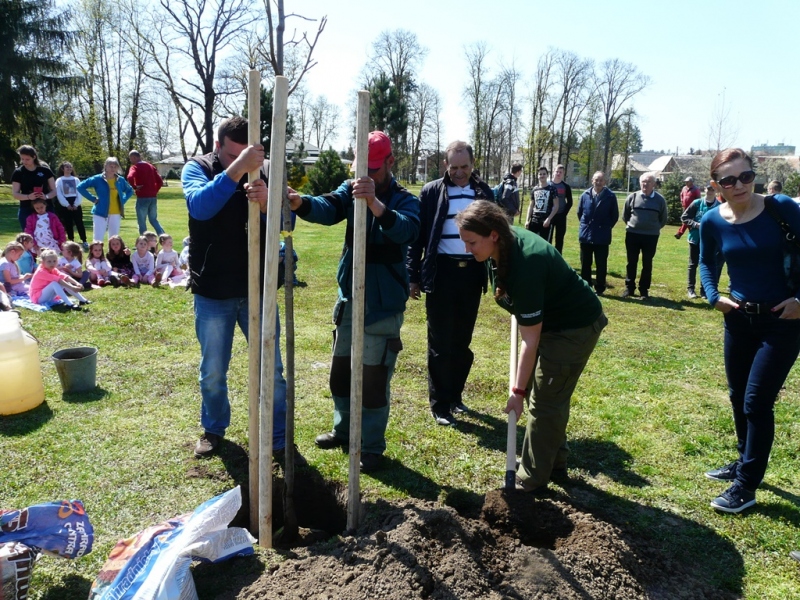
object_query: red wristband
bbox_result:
[511,387,528,396]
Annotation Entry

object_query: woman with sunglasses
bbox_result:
[699,147,800,513]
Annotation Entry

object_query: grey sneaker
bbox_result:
[433,411,457,426]
[711,482,756,514]
[705,461,738,481]
[194,432,222,458]
[688,289,697,299]
[791,550,800,563]
[452,402,469,414]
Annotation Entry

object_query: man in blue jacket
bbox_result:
[577,171,618,295]
[288,131,420,473]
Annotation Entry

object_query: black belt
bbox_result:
[440,255,474,268]
[740,301,774,315]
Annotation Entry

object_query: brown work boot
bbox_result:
[194,432,222,458]
[152,272,162,287]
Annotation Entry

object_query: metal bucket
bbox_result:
[52,347,98,393]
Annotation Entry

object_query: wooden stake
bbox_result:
[246,69,261,536]
[259,74,288,547]
[347,90,370,531]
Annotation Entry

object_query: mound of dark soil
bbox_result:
[230,488,736,600]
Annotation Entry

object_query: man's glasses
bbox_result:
[716,170,756,189]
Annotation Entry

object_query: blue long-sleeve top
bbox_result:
[182,160,240,220]
[76,173,134,218]
[295,178,420,325]
[699,195,800,305]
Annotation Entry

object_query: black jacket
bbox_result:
[406,172,494,293]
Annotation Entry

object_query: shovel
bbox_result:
[505,316,519,490]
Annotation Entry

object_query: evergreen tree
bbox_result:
[0,0,75,180]
[369,73,407,148]
[307,149,350,196]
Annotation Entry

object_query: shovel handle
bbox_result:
[505,409,517,489]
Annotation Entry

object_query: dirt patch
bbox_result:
[227,488,737,600]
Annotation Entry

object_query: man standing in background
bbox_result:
[622,172,667,300]
[128,150,166,235]
[674,176,700,239]
[407,140,495,427]
[497,163,522,223]
[549,164,573,254]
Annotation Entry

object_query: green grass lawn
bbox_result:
[1,182,799,599]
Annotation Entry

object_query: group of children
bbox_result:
[0,229,190,311]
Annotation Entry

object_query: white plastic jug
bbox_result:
[0,312,45,415]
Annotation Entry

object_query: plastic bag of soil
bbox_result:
[89,486,255,600]
[0,500,94,600]
[0,500,94,559]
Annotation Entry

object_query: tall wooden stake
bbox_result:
[246,69,261,536]
[347,90,370,531]
[259,75,289,547]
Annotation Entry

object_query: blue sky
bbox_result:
[295,0,798,155]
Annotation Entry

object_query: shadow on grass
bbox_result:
[568,438,650,488]
[0,401,53,435]
[365,455,441,501]
[39,573,93,600]
[61,386,110,404]
[455,409,516,456]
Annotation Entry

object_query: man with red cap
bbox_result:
[288,131,420,472]
[406,140,495,427]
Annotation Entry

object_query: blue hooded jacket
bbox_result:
[577,186,619,245]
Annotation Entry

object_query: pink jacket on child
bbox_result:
[29,266,69,304]
[25,212,67,251]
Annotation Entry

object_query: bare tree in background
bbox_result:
[553,50,594,170]
[594,58,649,174]
[289,85,311,142]
[524,51,558,178]
[464,42,491,171]
[367,30,428,106]
[708,88,739,152]
[129,0,256,156]
[309,94,339,149]
[499,64,521,177]
[407,83,439,184]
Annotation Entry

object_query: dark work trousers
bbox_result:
[625,231,660,294]
[687,242,700,293]
[579,243,610,293]
[723,309,800,490]
[55,199,87,243]
[527,220,554,244]
[551,212,568,254]
[426,255,484,416]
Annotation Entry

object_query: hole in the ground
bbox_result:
[481,489,573,549]
[232,468,349,548]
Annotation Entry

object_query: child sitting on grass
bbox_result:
[29,249,90,309]
[131,235,157,286]
[179,236,190,271]
[143,231,159,257]
[15,233,36,275]
[0,241,32,295]
[106,235,134,287]
[155,233,185,286]
[25,197,66,254]
[58,241,92,290]
[86,241,112,286]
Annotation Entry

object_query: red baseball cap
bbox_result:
[368,131,392,170]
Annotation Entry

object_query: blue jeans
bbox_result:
[135,197,165,235]
[723,308,800,490]
[193,295,287,450]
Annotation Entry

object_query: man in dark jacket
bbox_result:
[498,163,522,222]
[407,140,495,427]
[288,131,420,473]
[577,171,618,294]
[549,163,574,254]
[182,116,302,466]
